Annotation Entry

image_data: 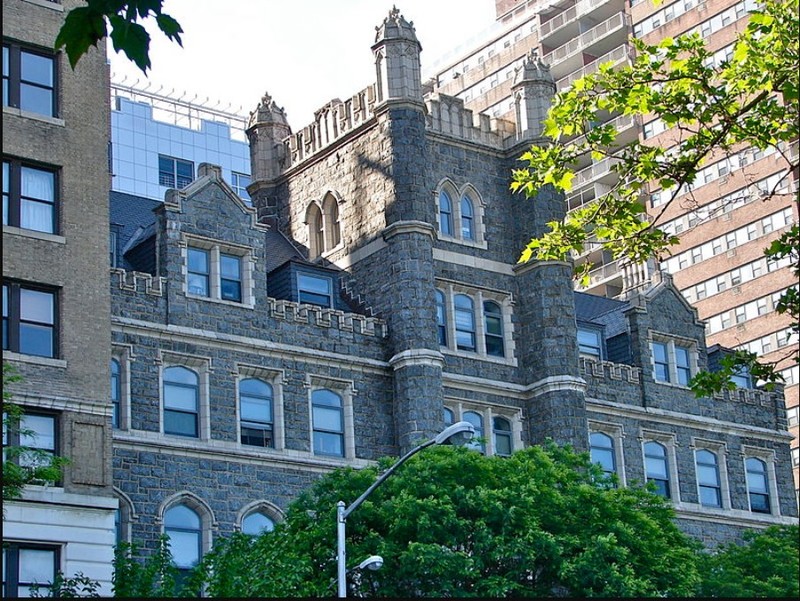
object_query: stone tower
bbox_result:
[512,49,556,141]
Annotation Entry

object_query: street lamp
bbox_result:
[336,420,475,597]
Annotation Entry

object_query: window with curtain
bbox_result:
[3,159,57,234]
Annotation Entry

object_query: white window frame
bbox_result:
[236,365,284,451]
[588,421,627,486]
[444,402,523,457]
[434,180,487,249]
[157,351,211,440]
[306,375,355,460]
[691,438,731,510]
[649,333,697,387]
[436,281,516,364]
[182,235,254,308]
[639,430,680,502]
[741,446,779,516]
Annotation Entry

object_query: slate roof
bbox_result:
[110,191,160,252]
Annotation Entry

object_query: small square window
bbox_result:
[298,273,333,308]
[158,155,194,188]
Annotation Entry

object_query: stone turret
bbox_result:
[512,49,556,141]
[372,7,423,107]
[246,91,292,184]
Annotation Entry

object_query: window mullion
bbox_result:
[475,291,486,355]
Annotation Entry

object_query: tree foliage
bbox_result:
[511,0,799,391]
[190,444,702,597]
[2,363,67,505]
[697,524,800,598]
[55,0,182,72]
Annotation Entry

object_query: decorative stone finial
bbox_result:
[513,49,554,86]
[247,90,289,129]
[374,5,418,43]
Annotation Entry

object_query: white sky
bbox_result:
[108,0,498,131]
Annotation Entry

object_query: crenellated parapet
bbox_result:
[112,268,166,296]
[268,298,387,337]
[425,93,516,148]
[580,357,641,384]
[282,85,378,168]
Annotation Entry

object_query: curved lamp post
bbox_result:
[336,421,475,597]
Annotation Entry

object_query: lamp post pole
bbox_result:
[336,421,474,598]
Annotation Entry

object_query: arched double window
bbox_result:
[435,182,483,244]
[306,193,342,259]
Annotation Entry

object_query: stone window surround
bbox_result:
[587,420,627,486]
[157,491,218,565]
[690,437,731,510]
[181,234,255,308]
[648,331,698,387]
[235,364,285,452]
[156,351,212,440]
[436,279,516,365]
[305,374,356,460]
[113,486,139,544]
[639,429,681,503]
[741,445,779,516]
[305,190,344,260]
[444,400,523,457]
[235,499,285,533]
[434,179,488,249]
[111,344,136,431]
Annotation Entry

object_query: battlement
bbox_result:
[282,85,378,168]
[112,268,166,296]
[580,357,641,384]
[268,298,387,337]
[111,269,387,338]
[710,385,779,407]
[425,93,516,148]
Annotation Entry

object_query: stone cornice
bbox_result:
[382,220,436,242]
[388,348,445,370]
[527,375,588,397]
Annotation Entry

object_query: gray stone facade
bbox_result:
[108,6,796,564]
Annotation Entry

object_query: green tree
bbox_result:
[698,524,800,598]
[511,0,798,392]
[55,0,182,72]
[193,444,702,597]
[2,363,66,506]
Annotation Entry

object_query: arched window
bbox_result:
[443,407,454,426]
[493,416,513,457]
[695,449,722,507]
[306,203,324,259]
[322,194,341,250]
[435,290,447,347]
[164,504,202,570]
[312,389,344,457]
[460,195,474,240]
[463,410,484,453]
[241,511,276,536]
[454,294,476,352]
[111,358,120,429]
[438,190,453,236]
[239,378,273,448]
[483,301,504,357]
[745,457,770,513]
[644,441,670,498]
[589,432,616,478]
[163,366,199,437]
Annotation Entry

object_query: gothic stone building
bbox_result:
[108,8,797,573]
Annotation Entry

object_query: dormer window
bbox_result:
[578,327,603,360]
[298,273,333,308]
[184,237,252,306]
[650,337,696,386]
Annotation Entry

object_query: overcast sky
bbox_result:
[108,0,498,131]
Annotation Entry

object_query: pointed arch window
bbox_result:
[111,358,121,429]
[322,193,341,250]
[164,504,202,570]
[460,194,474,240]
[306,203,324,259]
[438,190,453,236]
[241,511,276,536]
